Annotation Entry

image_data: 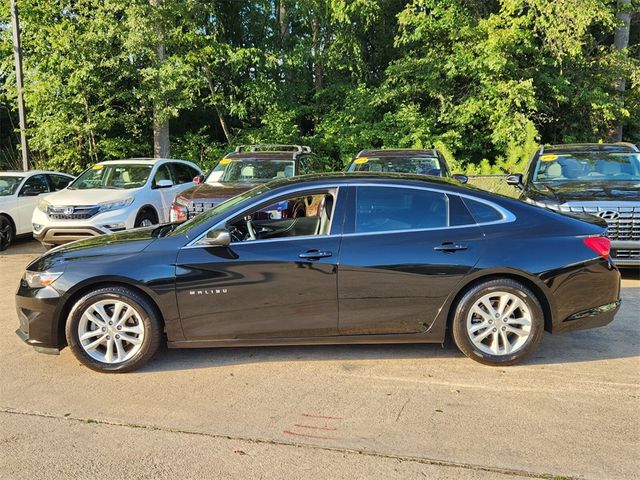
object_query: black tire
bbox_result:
[65,286,162,373]
[134,209,158,228]
[451,279,544,366]
[0,215,15,251]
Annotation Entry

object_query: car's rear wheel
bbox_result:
[452,279,544,366]
[65,287,162,373]
[0,215,15,251]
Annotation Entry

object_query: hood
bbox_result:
[44,187,142,206]
[27,227,157,272]
[526,181,640,203]
[176,182,255,203]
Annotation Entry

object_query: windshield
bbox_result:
[172,183,273,235]
[533,152,640,182]
[209,158,296,184]
[0,176,24,196]
[69,164,152,190]
[347,156,444,176]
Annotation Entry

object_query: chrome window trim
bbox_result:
[183,182,516,249]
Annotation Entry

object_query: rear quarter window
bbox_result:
[463,197,504,223]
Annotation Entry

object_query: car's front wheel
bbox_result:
[0,215,15,251]
[65,287,162,373]
[452,279,544,366]
[135,210,158,228]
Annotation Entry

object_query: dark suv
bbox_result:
[171,145,321,221]
[346,149,468,183]
[507,142,640,266]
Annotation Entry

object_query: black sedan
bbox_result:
[15,174,621,372]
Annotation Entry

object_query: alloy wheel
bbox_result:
[77,299,146,364]
[139,219,154,227]
[466,291,532,356]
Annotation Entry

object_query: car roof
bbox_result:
[0,170,73,176]
[261,171,475,194]
[225,152,302,160]
[355,149,440,158]
[96,158,194,165]
[223,145,311,161]
[542,143,639,154]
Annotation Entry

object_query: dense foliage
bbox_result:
[0,0,638,174]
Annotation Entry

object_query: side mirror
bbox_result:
[204,229,231,247]
[452,174,468,184]
[154,179,173,189]
[193,174,205,184]
[506,173,524,189]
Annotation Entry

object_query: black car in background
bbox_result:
[346,148,468,183]
[507,143,640,266]
[16,173,620,373]
[170,144,324,222]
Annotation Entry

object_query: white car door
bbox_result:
[16,174,51,234]
[151,163,180,222]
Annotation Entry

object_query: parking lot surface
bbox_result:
[1,239,638,479]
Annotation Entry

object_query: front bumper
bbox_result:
[610,240,640,266]
[32,206,138,245]
[15,281,64,353]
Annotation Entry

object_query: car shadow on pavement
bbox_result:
[0,238,45,256]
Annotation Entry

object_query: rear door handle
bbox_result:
[299,250,333,260]
[433,242,468,252]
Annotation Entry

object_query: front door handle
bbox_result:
[299,250,332,260]
[433,242,468,252]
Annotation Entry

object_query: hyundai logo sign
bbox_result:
[597,210,620,221]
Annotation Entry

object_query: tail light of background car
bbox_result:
[170,203,188,223]
[583,236,611,259]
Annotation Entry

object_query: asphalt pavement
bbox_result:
[1,239,638,479]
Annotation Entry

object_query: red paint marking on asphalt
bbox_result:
[301,413,343,420]
[294,424,338,431]
[283,430,337,440]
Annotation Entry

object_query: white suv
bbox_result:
[32,158,201,248]
[0,170,75,251]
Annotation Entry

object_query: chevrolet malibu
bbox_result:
[16,174,621,373]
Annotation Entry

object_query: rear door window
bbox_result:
[172,163,199,184]
[354,186,448,233]
[48,174,72,191]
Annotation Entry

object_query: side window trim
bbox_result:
[342,184,515,236]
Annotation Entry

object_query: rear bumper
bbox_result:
[555,300,621,334]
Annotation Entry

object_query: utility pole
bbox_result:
[10,0,29,171]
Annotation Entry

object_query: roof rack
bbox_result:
[234,144,311,154]
[614,142,639,152]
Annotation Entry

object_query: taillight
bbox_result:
[170,203,187,223]
[583,236,610,259]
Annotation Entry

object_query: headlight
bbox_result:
[98,197,134,213]
[37,198,50,213]
[24,271,62,288]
